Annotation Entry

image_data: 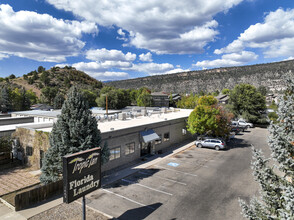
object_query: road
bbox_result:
[86,127,269,220]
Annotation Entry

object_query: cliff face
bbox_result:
[107,60,294,93]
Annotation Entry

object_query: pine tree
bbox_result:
[40,87,109,184]
[239,74,294,219]
[0,86,11,113]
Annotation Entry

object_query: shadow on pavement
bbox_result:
[227,137,251,150]
[104,168,161,189]
[115,202,162,220]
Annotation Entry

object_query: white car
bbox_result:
[238,119,254,128]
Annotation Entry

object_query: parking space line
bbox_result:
[102,189,155,210]
[139,171,187,185]
[154,165,198,177]
[121,179,173,196]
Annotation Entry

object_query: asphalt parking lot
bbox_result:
[86,127,269,220]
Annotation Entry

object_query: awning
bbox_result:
[140,129,160,143]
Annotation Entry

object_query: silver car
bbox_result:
[195,138,226,151]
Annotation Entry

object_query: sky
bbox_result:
[0,0,293,81]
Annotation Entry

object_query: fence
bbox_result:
[14,179,63,211]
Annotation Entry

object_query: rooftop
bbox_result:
[19,109,192,133]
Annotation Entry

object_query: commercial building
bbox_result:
[11,108,193,172]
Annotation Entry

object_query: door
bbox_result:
[140,142,152,156]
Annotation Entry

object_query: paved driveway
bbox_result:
[86,128,268,220]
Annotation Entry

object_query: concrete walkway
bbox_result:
[0,140,195,219]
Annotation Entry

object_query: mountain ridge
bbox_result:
[107,60,294,93]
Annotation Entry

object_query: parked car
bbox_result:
[231,121,244,132]
[195,138,226,151]
[238,119,254,128]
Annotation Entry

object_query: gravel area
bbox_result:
[28,202,110,220]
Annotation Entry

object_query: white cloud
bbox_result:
[86,48,136,62]
[194,51,258,68]
[46,0,244,54]
[70,61,129,80]
[0,4,97,62]
[0,53,9,60]
[215,8,294,58]
[139,52,153,62]
[130,63,174,74]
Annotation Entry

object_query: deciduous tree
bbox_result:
[229,84,266,123]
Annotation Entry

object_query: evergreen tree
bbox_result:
[0,86,11,113]
[40,87,109,184]
[239,74,294,219]
[53,93,65,109]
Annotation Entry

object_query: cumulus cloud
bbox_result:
[46,0,244,54]
[194,51,258,68]
[130,63,174,74]
[0,4,97,62]
[70,61,129,80]
[86,48,136,62]
[139,52,153,62]
[215,8,294,58]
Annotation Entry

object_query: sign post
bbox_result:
[63,147,101,219]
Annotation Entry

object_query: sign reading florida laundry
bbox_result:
[63,147,101,203]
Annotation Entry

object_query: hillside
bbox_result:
[107,60,294,94]
[9,66,103,98]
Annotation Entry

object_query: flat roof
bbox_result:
[0,122,53,132]
[13,110,61,118]
[35,109,192,133]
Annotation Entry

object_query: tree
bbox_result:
[0,86,11,113]
[176,93,198,109]
[41,87,58,105]
[11,88,31,111]
[137,89,152,107]
[26,89,38,105]
[9,74,16,79]
[40,71,50,86]
[40,87,109,184]
[229,84,266,123]
[38,66,46,73]
[53,93,65,109]
[239,74,294,219]
[187,96,232,138]
[221,88,230,95]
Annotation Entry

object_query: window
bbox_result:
[182,128,187,135]
[125,142,135,155]
[163,132,170,142]
[26,146,33,156]
[110,147,121,160]
[155,134,162,145]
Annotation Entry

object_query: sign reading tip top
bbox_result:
[63,147,101,204]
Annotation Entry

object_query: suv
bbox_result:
[238,119,254,128]
[195,138,226,151]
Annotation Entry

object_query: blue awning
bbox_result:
[140,129,160,143]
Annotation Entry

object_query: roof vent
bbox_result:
[110,128,114,131]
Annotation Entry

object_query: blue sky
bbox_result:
[0,0,293,81]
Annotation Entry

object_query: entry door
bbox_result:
[140,143,148,156]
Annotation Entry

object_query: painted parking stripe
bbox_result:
[154,165,198,177]
[139,171,187,185]
[102,189,155,210]
[121,179,173,196]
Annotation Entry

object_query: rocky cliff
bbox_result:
[107,60,294,93]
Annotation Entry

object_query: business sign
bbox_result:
[63,147,101,203]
